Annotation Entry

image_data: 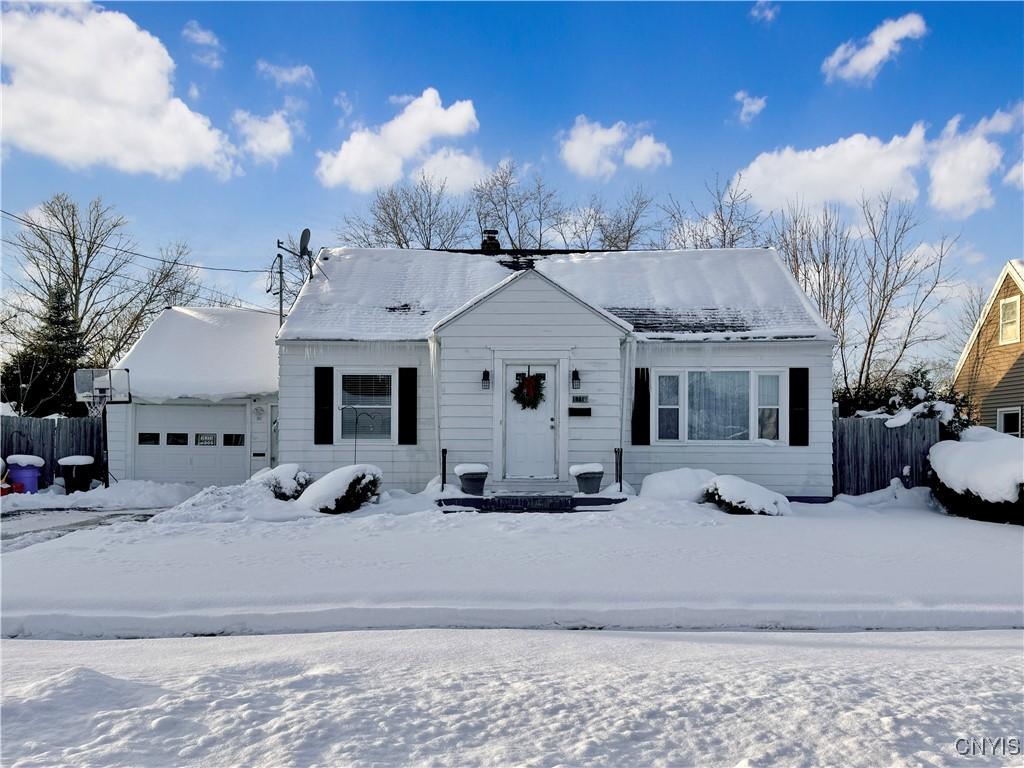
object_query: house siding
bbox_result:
[625,340,834,498]
[277,340,436,490]
[435,270,626,491]
[955,273,1024,430]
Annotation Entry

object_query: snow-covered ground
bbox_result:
[1,480,195,512]
[3,628,1021,767]
[3,482,1021,638]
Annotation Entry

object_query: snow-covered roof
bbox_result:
[115,307,279,402]
[278,247,833,342]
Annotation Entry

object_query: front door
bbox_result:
[505,364,557,478]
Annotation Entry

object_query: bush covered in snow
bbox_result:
[928,428,1023,524]
[839,366,973,435]
[702,475,790,516]
[298,465,383,515]
[639,467,716,502]
[249,464,313,501]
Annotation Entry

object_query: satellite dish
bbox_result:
[299,228,311,256]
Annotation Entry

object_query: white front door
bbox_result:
[505,364,557,478]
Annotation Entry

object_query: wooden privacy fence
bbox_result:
[833,415,941,496]
[1,416,104,486]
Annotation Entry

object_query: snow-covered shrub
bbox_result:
[298,464,383,515]
[928,429,1023,524]
[250,464,312,500]
[845,366,973,435]
[639,467,716,501]
[702,475,790,516]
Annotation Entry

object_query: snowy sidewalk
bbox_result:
[3,487,1022,638]
[3,629,1022,767]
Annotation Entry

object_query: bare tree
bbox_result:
[660,174,763,249]
[596,185,655,250]
[3,194,211,367]
[339,174,471,250]
[555,195,605,249]
[944,282,987,360]
[472,160,567,249]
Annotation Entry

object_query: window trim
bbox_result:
[651,367,789,445]
[333,367,398,445]
[996,407,1022,437]
[998,295,1020,345]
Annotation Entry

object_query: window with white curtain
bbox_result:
[657,374,680,440]
[687,371,750,440]
[757,374,781,440]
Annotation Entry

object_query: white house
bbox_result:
[277,247,836,500]
[107,307,279,487]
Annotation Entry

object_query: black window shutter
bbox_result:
[313,367,333,445]
[398,367,417,445]
[789,368,809,446]
[631,368,651,445]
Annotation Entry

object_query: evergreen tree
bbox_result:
[1,285,88,416]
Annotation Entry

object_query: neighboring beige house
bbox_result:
[954,259,1024,435]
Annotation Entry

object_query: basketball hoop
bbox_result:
[74,368,132,417]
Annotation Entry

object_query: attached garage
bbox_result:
[105,307,280,489]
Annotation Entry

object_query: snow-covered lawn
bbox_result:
[3,482,1021,638]
[3,628,1021,767]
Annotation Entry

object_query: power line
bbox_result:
[0,208,268,275]
[0,238,278,315]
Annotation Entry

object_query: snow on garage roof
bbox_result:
[278,247,833,342]
[115,307,279,402]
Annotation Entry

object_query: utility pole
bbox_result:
[276,252,284,328]
[273,229,314,328]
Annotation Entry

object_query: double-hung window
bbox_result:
[757,374,781,440]
[999,296,1020,345]
[340,373,393,440]
[657,374,680,440]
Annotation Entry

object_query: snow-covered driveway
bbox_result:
[3,486,1022,637]
[3,628,1021,767]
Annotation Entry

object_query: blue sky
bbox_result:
[2,2,1022,308]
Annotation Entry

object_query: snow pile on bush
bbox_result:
[3,480,196,513]
[929,428,1024,504]
[702,475,791,516]
[249,464,312,500]
[850,367,971,433]
[298,465,382,514]
[640,467,716,502]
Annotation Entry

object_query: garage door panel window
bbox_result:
[340,373,393,440]
[194,433,217,446]
[166,433,188,446]
[223,433,245,446]
[138,433,160,445]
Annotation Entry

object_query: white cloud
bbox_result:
[187,82,200,101]
[750,1,779,23]
[232,109,295,165]
[182,20,222,70]
[623,134,672,170]
[822,13,926,84]
[388,94,416,106]
[415,147,489,193]
[256,60,315,89]
[1,5,236,179]
[928,107,1020,218]
[738,123,927,210]
[334,91,354,117]
[1004,159,1024,191]
[559,115,670,179]
[316,87,479,191]
[734,90,767,124]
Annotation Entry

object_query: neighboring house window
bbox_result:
[997,408,1021,437]
[999,296,1020,344]
[137,433,160,445]
[757,374,781,440]
[340,373,393,440]
[689,371,749,440]
[657,374,680,440]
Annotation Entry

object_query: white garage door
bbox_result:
[133,404,249,487]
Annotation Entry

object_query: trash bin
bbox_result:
[58,455,95,494]
[570,464,604,494]
[454,464,489,496]
[6,455,44,494]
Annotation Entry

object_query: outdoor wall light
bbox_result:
[481,370,491,390]
[571,369,581,389]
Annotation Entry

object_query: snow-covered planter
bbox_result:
[250,464,313,501]
[640,467,716,502]
[57,455,95,494]
[569,463,604,494]
[928,428,1023,524]
[702,475,790,516]
[454,464,488,496]
[298,464,383,515]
